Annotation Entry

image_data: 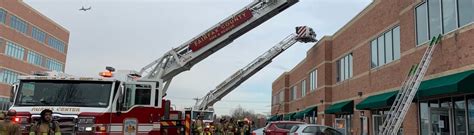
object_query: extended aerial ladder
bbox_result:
[379,35,442,135]
[193,26,317,111]
[137,0,300,97]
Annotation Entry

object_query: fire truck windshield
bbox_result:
[15,80,114,107]
[192,111,214,121]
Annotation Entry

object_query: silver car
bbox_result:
[288,124,343,135]
[251,127,265,135]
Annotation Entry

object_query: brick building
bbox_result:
[0,0,69,103]
[270,0,474,134]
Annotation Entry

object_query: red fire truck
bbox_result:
[8,0,301,134]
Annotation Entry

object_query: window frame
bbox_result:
[301,79,306,96]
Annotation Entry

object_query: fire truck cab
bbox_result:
[9,70,181,134]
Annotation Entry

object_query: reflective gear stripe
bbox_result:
[160,121,177,126]
[185,114,191,135]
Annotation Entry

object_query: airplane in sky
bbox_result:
[79,6,91,11]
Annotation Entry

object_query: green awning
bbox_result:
[325,100,354,114]
[267,115,282,121]
[417,70,474,98]
[294,106,317,119]
[356,91,398,110]
[283,112,296,120]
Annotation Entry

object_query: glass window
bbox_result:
[47,37,66,53]
[344,56,351,79]
[416,3,429,45]
[468,98,474,135]
[341,57,346,81]
[385,31,393,63]
[9,15,28,34]
[458,0,474,27]
[302,126,318,133]
[323,128,343,135]
[16,80,112,107]
[428,0,441,37]
[454,97,466,135]
[27,51,43,66]
[0,9,6,23]
[0,69,20,84]
[420,102,429,135]
[314,70,318,89]
[337,54,353,81]
[336,60,341,82]
[301,80,306,96]
[335,118,347,134]
[5,42,24,60]
[393,26,401,60]
[378,35,385,65]
[123,84,151,110]
[348,54,353,78]
[292,86,297,100]
[371,40,378,68]
[279,91,284,103]
[373,115,384,135]
[46,58,64,72]
[442,0,457,33]
[31,27,46,43]
[360,117,368,135]
[429,0,442,37]
[309,70,317,91]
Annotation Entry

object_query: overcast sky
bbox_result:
[24,0,371,116]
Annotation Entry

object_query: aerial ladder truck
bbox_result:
[189,26,317,125]
[7,0,300,134]
[379,34,442,135]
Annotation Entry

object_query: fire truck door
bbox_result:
[112,82,158,134]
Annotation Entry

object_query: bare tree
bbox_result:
[230,105,259,122]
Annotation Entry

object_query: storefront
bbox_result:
[356,90,400,135]
[417,70,474,135]
[294,106,317,124]
[325,100,354,135]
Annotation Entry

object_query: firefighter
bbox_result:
[0,110,21,135]
[194,115,204,135]
[225,118,237,135]
[214,119,224,135]
[243,120,251,135]
[238,119,250,135]
[29,109,61,135]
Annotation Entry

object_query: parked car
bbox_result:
[251,127,265,135]
[263,121,306,135]
[288,124,343,135]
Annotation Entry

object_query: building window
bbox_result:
[442,0,457,33]
[0,69,20,84]
[309,70,317,91]
[27,51,43,66]
[279,91,284,103]
[273,95,277,105]
[31,27,46,43]
[47,37,66,53]
[291,86,297,100]
[371,26,401,68]
[393,27,401,60]
[46,58,64,72]
[429,0,442,37]
[337,53,353,82]
[10,15,28,34]
[458,0,474,27]
[0,9,6,24]
[416,3,429,45]
[5,42,25,60]
[301,80,306,97]
[416,0,474,45]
